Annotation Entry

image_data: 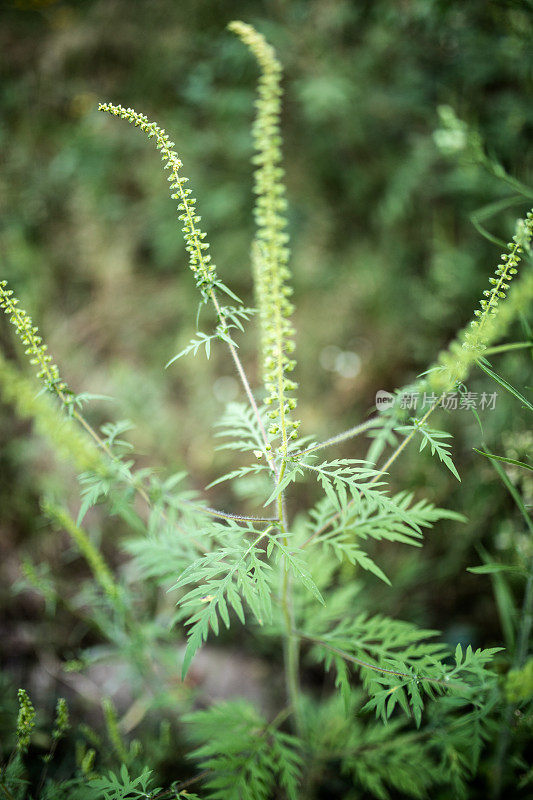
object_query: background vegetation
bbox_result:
[1,1,532,797]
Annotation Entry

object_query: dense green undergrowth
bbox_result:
[1,8,533,800]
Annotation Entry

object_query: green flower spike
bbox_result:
[98,103,217,301]
[229,21,300,454]
[16,689,36,753]
[0,281,71,401]
[466,210,533,345]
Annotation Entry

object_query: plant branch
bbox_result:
[296,631,456,688]
[210,289,277,475]
[292,418,383,458]
[302,401,441,548]
[274,461,302,732]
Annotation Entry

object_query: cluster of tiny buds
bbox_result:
[228,22,280,77]
[0,281,70,400]
[261,297,299,440]
[472,211,533,329]
[267,423,300,440]
[52,697,70,740]
[98,103,217,299]
[16,688,36,752]
[229,24,300,444]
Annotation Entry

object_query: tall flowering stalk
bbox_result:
[0,280,129,469]
[229,21,303,728]
[429,212,533,395]
[468,210,533,341]
[229,21,299,456]
[1,23,531,793]
[0,281,71,401]
[387,209,533,485]
[98,104,217,300]
[16,689,35,753]
[303,208,533,550]
[99,102,275,466]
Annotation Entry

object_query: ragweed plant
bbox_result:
[468,212,533,342]
[0,280,71,401]
[15,690,35,754]
[228,21,299,454]
[1,20,533,800]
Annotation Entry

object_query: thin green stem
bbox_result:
[97,105,275,472]
[296,631,455,688]
[292,418,383,458]
[276,461,302,731]
[175,168,266,443]
[375,402,438,477]
[483,341,533,356]
[183,500,278,523]
[210,290,277,475]
[274,307,289,458]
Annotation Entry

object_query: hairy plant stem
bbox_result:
[166,151,273,469]
[276,460,302,732]
[296,631,457,688]
[210,289,277,476]
[483,340,533,356]
[275,298,290,458]
[292,418,383,458]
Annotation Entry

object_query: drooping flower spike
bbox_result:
[98,103,218,302]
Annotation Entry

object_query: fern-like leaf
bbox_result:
[172,525,274,677]
[184,700,302,800]
[396,424,461,481]
[214,401,271,456]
